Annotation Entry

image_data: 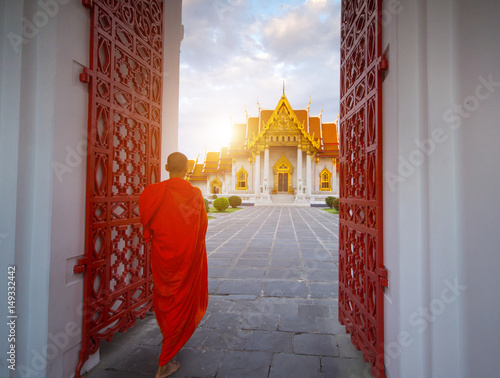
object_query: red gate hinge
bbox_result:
[82,0,93,9]
[79,67,93,83]
[377,267,389,288]
[74,257,90,274]
[378,54,389,72]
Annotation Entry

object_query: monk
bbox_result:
[139,152,208,378]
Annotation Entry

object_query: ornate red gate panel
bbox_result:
[339,0,388,377]
[74,0,164,376]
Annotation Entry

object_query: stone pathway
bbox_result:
[86,207,372,378]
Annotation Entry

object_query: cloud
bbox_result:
[178,0,341,160]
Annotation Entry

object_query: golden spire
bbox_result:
[256,97,261,110]
[244,106,248,119]
[283,80,285,95]
[319,105,324,117]
[307,96,311,111]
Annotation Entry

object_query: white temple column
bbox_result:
[231,159,236,191]
[263,146,269,193]
[297,145,303,192]
[255,152,261,196]
[207,177,210,194]
[306,150,312,196]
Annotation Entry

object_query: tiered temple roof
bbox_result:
[187,91,339,180]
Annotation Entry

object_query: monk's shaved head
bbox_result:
[166,152,188,175]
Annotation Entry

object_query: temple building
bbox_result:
[187,90,340,205]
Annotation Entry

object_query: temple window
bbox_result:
[236,167,248,190]
[320,167,331,191]
[288,136,291,141]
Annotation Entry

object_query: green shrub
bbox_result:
[211,194,218,200]
[228,195,242,208]
[325,196,335,208]
[203,198,209,213]
[325,196,340,210]
[332,197,340,211]
[213,197,229,212]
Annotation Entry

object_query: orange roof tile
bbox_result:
[309,117,321,141]
[247,117,259,141]
[187,159,196,174]
[320,122,339,157]
[190,164,206,181]
[295,110,308,131]
[218,147,232,172]
[261,110,273,125]
[203,152,220,174]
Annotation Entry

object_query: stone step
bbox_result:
[271,194,295,203]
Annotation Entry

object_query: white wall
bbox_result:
[47,2,90,377]
[382,1,500,377]
[454,2,500,376]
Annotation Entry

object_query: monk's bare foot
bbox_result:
[155,361,180,378]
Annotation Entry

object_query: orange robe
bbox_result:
[139,177,208,365]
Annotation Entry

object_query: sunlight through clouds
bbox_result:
[178,0,341,161]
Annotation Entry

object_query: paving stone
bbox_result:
[336,334,366,358]
[240,313,280,331]
[202,312,243,330]
[316,317,346,335]
[265,268,303,280]
[208,279,222,294]
[263,281,308,298]
[202,328,251,350]
[184,327,211,348]
[304,269,338,282]
[226,267,267,279]
[208,266,229,278]
[236,258,269,267]
[245,330,293,352]
[170,348,225,378]
[293,333,339,357]
[269,353,321,378]
[216,280,262,295]
[217,350,273,378]
[207,258,234,267]
[114,346,159,373]
[298,304,332,318]
[309,282,338,299]
[278,315,317,334]
[269,259,300,268]
[321,356,373,378]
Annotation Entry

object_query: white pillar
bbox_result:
[207,177,210,194]
[264,147,269,193]
[255,152,261,195]
[297,146,303,192]
[231,161,236,191]
[306,151,312,195]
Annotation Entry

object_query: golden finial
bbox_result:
[307,96,311,110]
[319,105,324,117]
[244,106,248,119]
[257,97,261,110]
[283,80,285,95]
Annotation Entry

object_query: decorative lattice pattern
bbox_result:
[75,1,163,376]
[339,1,387,377]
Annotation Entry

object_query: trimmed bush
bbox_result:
[213,197,229,212]
[332,197,340,211]
[325,196,335,208]
[228,195,242,208]
[203,198,209,213]
[211,194,218,200]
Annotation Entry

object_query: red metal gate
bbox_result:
[338,0,388,376]
[74,0,164,376]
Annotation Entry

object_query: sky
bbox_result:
[178,0,341,162]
